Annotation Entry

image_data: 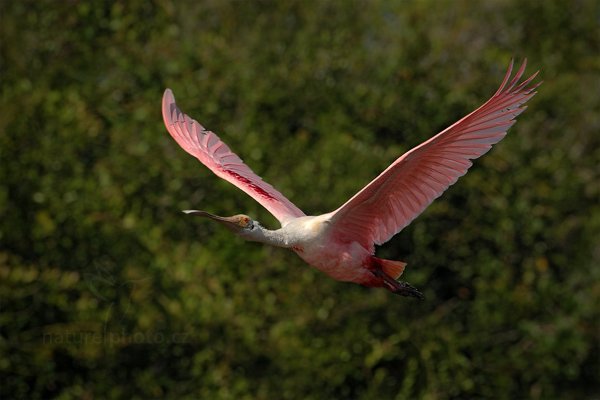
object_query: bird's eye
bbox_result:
[238,217,250,228]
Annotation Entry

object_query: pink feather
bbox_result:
[162,89,305,224]
[328,59,541,251]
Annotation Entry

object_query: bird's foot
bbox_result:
[392,281,424,300]
[373,268,424,300]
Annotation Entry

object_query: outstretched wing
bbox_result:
[328,59,541,251]
[162,89,305,225]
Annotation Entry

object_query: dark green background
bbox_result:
[1,0,598,398]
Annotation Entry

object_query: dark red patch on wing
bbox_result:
[223,169,276,200]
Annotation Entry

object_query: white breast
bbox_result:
[283,214,371,283]
[281,214,333,245]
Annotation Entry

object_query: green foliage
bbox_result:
[1,0,598,398]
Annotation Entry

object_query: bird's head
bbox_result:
[183,210,256,235]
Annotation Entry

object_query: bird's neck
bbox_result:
[243,225,291,248]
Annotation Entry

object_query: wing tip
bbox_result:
[162,88,179,125]
[493,58,541,100]
[163,88,175,106]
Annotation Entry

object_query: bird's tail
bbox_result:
[372,257,406,279]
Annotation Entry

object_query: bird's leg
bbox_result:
[391,281,424,300]
[373,269,424,300]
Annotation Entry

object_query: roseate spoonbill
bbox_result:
[163,60,540,299]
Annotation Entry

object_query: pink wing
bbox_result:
[162,89,305,224]
[328,60,541,251]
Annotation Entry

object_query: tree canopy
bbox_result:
[1,0,598,398]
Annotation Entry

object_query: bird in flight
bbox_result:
[163,59,540,299]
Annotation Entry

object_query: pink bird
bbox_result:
[163,60,540,299]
